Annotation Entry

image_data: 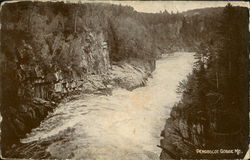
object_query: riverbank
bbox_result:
[3,61,152,158]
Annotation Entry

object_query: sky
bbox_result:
[64,0,249,13]
[94,1,249,13]
[3,0,249,13]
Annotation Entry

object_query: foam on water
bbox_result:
[21,52,195,160]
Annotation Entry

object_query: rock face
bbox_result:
[1,29,111,149]
[159,110,204,159]
[160,107,247,159]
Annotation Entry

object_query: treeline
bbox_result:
[1,1,215,75]
[172,4,249,158]
[1,1,158,74]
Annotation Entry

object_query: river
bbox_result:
[21,52,195,160]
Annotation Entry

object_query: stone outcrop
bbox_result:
[160,102,247,159]
[1,29,111,151]
[159,109,204,159]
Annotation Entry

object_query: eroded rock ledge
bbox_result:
[3,61,151,159]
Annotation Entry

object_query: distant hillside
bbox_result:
[182,7,223,17]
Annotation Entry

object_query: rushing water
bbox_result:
[21,52,195,160]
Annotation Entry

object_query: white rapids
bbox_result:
[21,52,195,160]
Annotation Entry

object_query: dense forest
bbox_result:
[160,4,249,159]
[0,1,249,159]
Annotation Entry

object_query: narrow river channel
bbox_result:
[21,52,195,160]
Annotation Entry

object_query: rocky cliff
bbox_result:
[160,103,247,159]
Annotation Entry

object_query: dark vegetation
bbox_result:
[160,4,249,159]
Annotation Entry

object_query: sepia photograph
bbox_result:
[0,0,249,159]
